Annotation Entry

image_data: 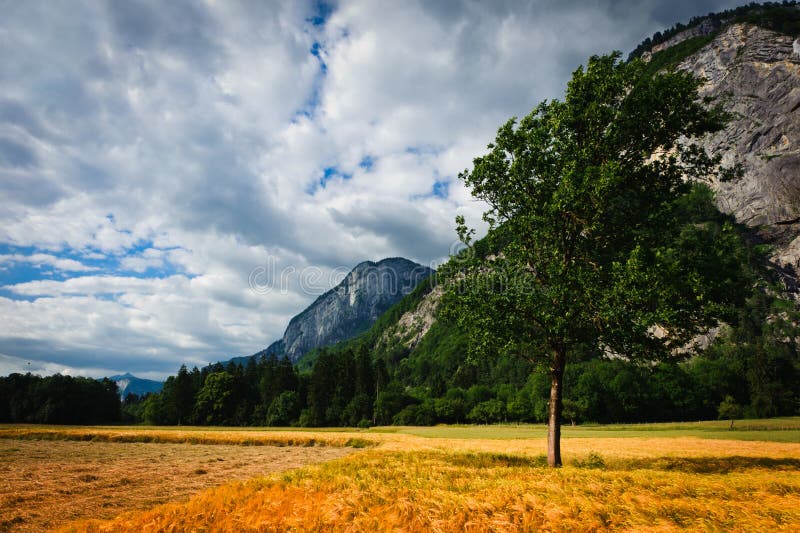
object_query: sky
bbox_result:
[0,0,745,380]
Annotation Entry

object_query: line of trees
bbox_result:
[0,373,120,424]
[133,348,383,428]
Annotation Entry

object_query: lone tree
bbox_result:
[441,53,750,467]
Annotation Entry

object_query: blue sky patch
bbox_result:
[307,0,333,27]
[0,240,189,300]
[432,180,449,198]
[410,178,451,201]
[359,155,376,171]
[294,40,328,120]
[306,165,352,194]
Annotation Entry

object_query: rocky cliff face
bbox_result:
[376,285,442,352]
[677,24,800,291]
[275,257,433,361]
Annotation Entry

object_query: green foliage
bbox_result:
[444,53,746,364]
[718,395,743,421]
[467,399,506,424]
[110,271,797,430]
[441,52,751,465]
[0,373,120,424]
[193,372,238,425]
[266,391,301,426]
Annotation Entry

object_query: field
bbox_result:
[0,437,352,532]
[1,419,799,532]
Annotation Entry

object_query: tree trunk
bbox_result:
[547,346,567,467]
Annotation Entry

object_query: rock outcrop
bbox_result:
[377,285,442,352]
[643,17,722,59]
[677,24,800,291]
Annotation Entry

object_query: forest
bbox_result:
[0,373,120,424]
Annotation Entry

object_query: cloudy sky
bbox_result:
[1,0,743,379]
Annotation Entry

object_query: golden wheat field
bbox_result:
[2,421,799,532]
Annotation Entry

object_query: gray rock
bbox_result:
[677,24,800,288]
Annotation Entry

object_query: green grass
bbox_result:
[373,418,800,442]
[4,418,798,443]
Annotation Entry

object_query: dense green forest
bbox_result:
[0,373,120,424]
[123,276,798,427]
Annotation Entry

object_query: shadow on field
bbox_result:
[442,451,800,475]
[617,456,800,474]
[445,452,549,468]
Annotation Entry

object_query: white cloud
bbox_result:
[0,253,98,273]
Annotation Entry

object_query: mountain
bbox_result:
[281,257,434,360]
[243,257,433,364]
[109,373,163,398]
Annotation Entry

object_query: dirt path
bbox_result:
[0,439,353,532]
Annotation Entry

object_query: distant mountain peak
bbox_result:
[109,373,163,398]
[256,257,434,363]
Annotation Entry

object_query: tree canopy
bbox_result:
[441,52,751,466]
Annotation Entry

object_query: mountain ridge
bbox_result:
[280,257,434,361]
[109,373,163,399]
[224,257,433,368]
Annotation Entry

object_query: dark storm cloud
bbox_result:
[0,172,65,207]
[0,99,55,141]
[0,136,37,168]
[328,201,453,265]
[103,0,224,68]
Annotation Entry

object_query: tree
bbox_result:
[193,371,237,425]
[266,390,301,426]
[442,53,750,466]
[173,365,196,425]
[717,395,742,430]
